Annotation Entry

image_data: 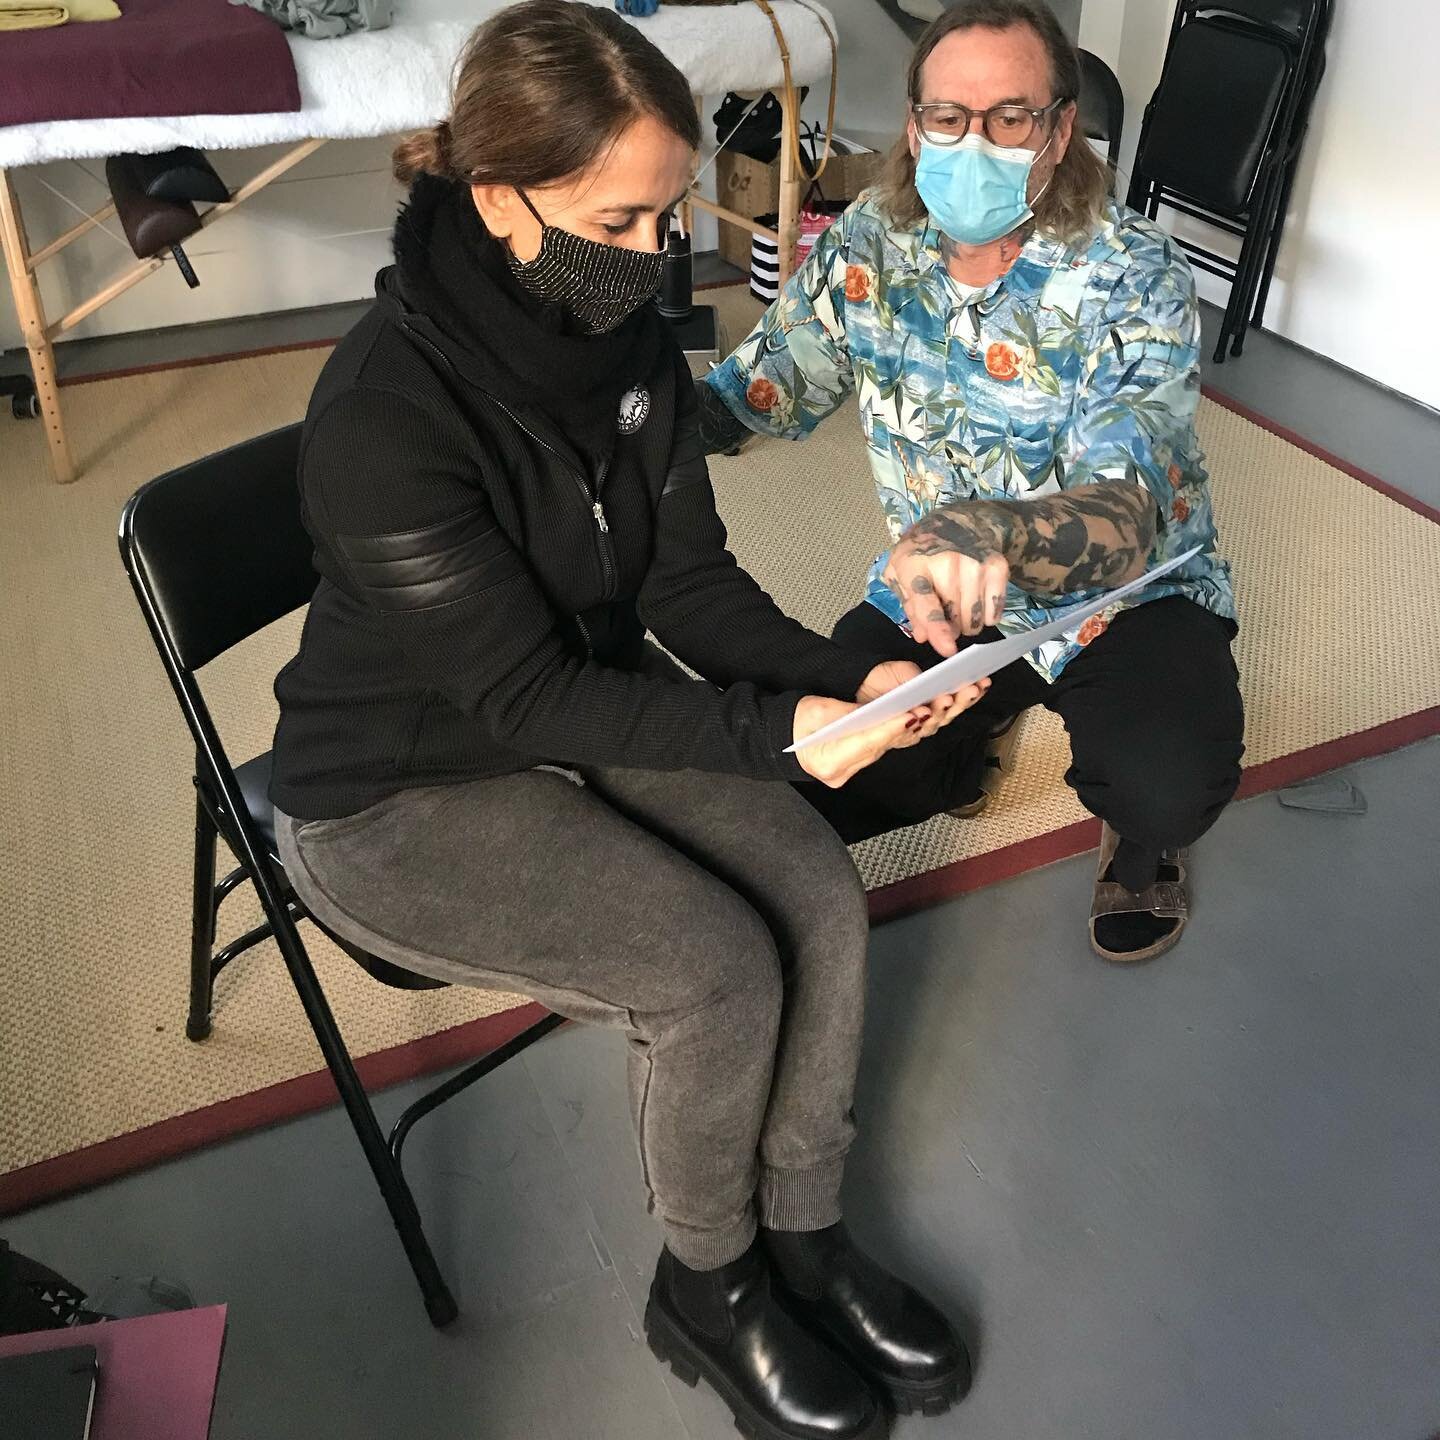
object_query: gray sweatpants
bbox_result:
[274,749,869,1270]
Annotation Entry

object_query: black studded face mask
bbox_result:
[506,189,665,335]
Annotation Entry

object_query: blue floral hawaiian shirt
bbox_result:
[706,196,1236,681]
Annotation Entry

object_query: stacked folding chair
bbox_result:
[1077,48,1125,179]
[1126,0,1333,363]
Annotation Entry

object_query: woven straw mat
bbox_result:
[0,286,1435,1178]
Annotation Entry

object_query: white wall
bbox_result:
[1077,0,1125,69]
[1082,0,1440,411]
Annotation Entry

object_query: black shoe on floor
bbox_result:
[762,1223,972,1417]
[645,1241,887,1440]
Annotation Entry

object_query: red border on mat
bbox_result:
[1200,386,1440,525]
[59,336,340,389]
[8,345,1437,1215]
[0,1003,549,1217]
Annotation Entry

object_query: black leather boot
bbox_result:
[645,1241,887,1440]
[762,1223,971,1417]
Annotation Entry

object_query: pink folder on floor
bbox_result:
[0,1304,227,1439]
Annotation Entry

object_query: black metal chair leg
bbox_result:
[389,1012,568,1170]
[1255,46,1328,331]
[1249,160,1296,332]
[188,787,219,1041]
[1212,325,1232,366]
[1214,203,1254,363]
[264,909,458,1327]
[1224,234,1258,359]
[1229,168,1286,359]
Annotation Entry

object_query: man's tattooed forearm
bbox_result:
[903,480,1157,595]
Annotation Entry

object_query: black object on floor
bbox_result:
[0,1240,100,1334]
[0,1346,98,1440]
[665,305,719,359]
[1277,774,1367,815]
[1092,854,1184,954]
[0,369,38,420]
[657,225,719,359]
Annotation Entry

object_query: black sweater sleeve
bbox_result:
[303,386,810,780]
[639,371,878,702]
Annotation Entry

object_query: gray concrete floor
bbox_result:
[5,278,1440,1440]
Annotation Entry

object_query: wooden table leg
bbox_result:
[776,83,802,288]
[0,168,74,484]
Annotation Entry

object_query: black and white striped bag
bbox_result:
[749,218,781,304]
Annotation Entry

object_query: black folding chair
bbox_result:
[1126,0,1331,363]
[1077,48,1124,176]
[118,424,565,1327]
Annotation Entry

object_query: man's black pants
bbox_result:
[805,596,1246,892]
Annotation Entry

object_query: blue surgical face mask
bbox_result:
[914,130,1056,247]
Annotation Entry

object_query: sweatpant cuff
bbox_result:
[757,1156,846,1233]
[665,1208,757,1272]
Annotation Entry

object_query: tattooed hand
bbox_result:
[882,535,1011,656]
[883,479,1159,657]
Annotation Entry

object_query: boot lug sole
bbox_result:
[887,1372,967,1416]
[644,1296,888,1440]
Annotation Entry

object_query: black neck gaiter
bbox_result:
[392,176,666,459]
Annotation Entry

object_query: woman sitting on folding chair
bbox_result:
[268,3,980,1435]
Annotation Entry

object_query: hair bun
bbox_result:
[434,120,455,171]
[392,121,455,186]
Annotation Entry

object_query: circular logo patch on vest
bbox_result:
[617,386,651,434]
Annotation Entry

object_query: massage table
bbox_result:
[0,0,837,482]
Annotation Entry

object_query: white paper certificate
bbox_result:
[787,546,1202,753]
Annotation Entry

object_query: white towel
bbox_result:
[0,0,836,169]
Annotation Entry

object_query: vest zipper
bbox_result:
[400,319,619,600]
[503,410,616,601]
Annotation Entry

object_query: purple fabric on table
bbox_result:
[0,0,301,128]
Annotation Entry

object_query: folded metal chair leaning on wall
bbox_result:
[1126,0,1333,364]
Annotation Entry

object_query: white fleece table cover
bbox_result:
[0,0,836,168]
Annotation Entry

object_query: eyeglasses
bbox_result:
[912,98,1067,149]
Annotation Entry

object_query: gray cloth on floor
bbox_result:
[229,0,393,38]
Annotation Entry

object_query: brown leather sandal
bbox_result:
[1089,822,1189,963]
